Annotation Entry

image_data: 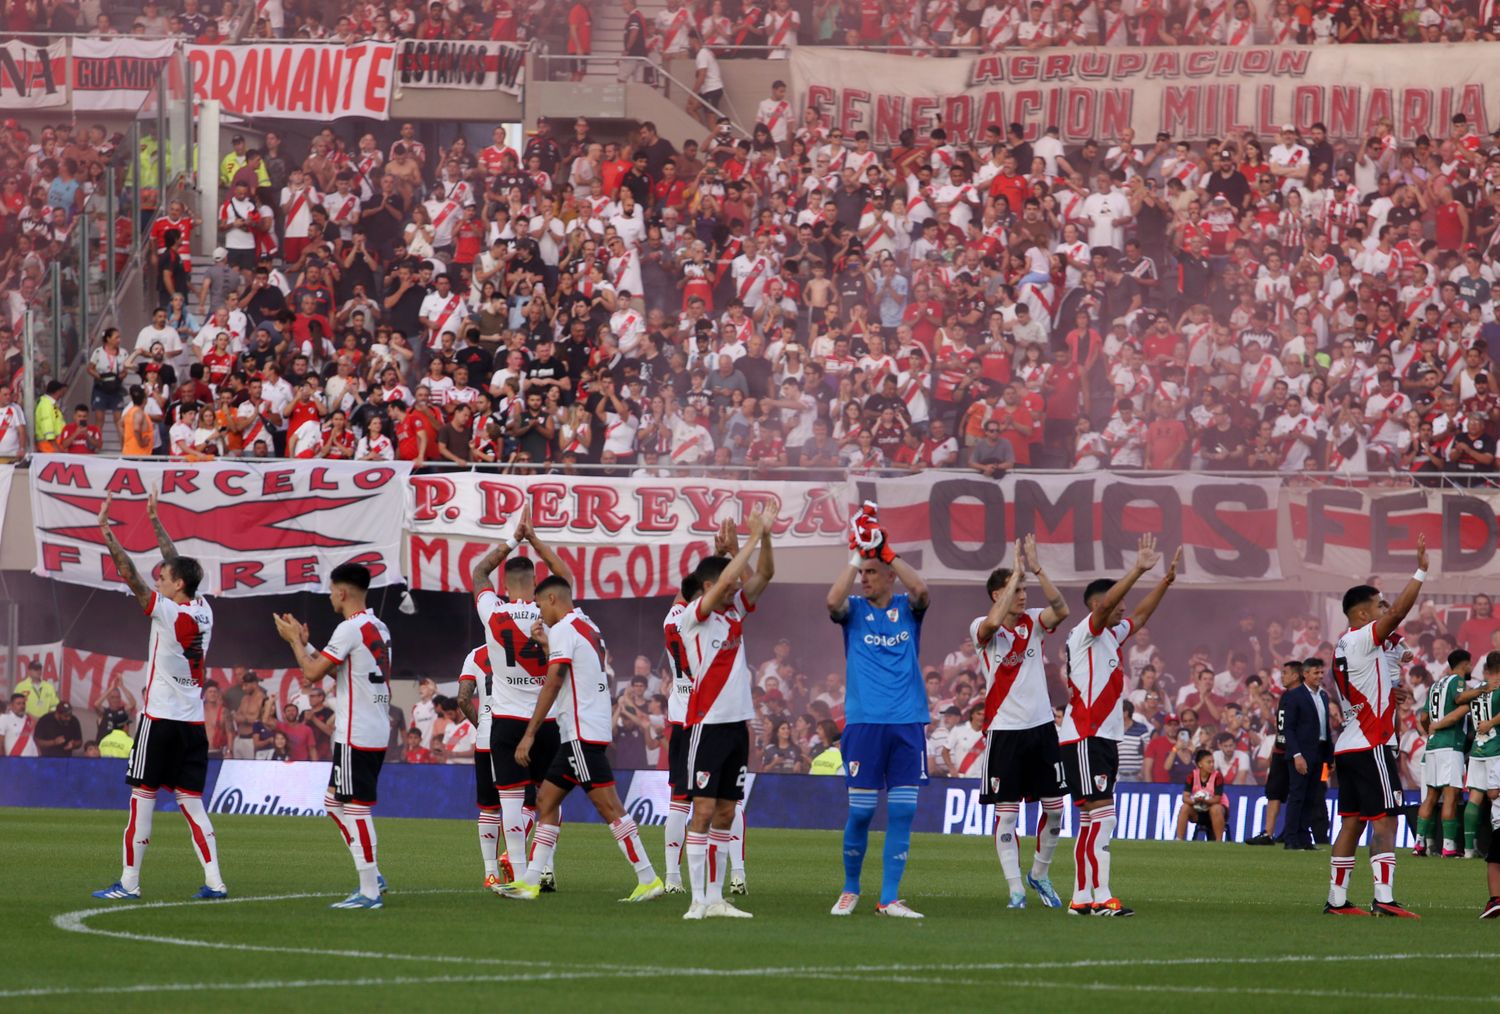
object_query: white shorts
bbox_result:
[1465,755,1500,793]
[1422,748,1465,789]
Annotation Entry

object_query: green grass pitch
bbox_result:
[5,807,1498,1012]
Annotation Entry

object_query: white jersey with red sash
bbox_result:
[972,606,1057,731]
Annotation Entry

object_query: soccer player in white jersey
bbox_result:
[93,492,227,902]
[455,643,503,888]
[470,506,572,893]
[274,563,394,910]
[500,574,665,902]
[676,504,777,920]
[1060,534,1180,917]
[1324,536,1427,918]
[970,535,1070,910]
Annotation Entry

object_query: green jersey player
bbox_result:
[1466,653,1500,863]
[1414,650,1472,857]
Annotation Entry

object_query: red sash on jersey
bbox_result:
[285,187,313,229]
[737,256,767,300]
[1227,17,1250,44]
[1074,434,1105,466]
[0,406,16,449]
[663,6,692,49]
[768,10,796,44]
[714,238,742,286]
[670,429,704,462]
[431,294,463,337]
[734,4,763,43]
[985,9,1012,46]
[765,100,789,132]
[612,252,633,288]
[1280,415,1311,467]
[1404,285,1434,321]
[1248,357,1277,402]
[1102,10,1124,42]
[958,734,985,775]
[432,198,460,232]
[8,716,32,755]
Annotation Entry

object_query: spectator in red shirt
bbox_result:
[900,280,945,354]
[58,405,102,454]
[391,400,431,461]
[402,727,434,763]
[1146,398,1189,468]
[1456,594,1500,659]
[987,152,1028,215]
[1143,716,1184,783]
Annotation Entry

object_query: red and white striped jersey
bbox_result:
[142,592,214,723]
[474,588,552,723]
[546,609,612,745]
[1332,622,1397,755]
[678,590,756,726]
[319,609,393,751]
[1059,615,1135,744]
[970,606,1057,732]
[663,600,693,727]
[457,644,494,745]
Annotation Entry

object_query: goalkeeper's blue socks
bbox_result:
[842,788,878,894]
[880,785,919,905]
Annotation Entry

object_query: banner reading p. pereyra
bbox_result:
[29,456,412,597]
[0,40,68,109]
[70,37,175,112]
[394,40,525,98]
[187,42,397,120]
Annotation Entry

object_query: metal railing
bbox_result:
[529,52,753,137]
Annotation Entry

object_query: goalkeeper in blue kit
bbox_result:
[826,503,930,919]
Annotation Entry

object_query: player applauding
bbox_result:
[499,576,664,903]
[827,502,930,919]
[1060,534,1181,917]
[972,536,1070,910]
[274,563,393,911]
[1324,536,1426,918]
[93,491,226,902]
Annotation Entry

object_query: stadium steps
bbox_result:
[583,0,672,84]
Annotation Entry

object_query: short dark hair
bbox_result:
[1340,583,1379,615]
[535,574,572,599]
[330,562,371,591]
[1304,657,1325,669]
[1194,749,1212,764]
[694,554,732,587]
[680,573,703,602]
[1449,649,1472,668]
[986,567,1014,597]
[1282,660,1303,674]
[1485,651,1500,675]
[167,556,204,598]
[1083,577,1114,604]
[503,556,534,579]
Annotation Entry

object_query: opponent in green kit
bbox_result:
[1465,653,1500,860]
[1414,650,1473,857]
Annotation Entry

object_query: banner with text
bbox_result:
[0,40,68,109]
[790,43,1494,145]
[28,456,412,597]
[393,40,525,98]
[70,37,175,112]
[187,42,398,120]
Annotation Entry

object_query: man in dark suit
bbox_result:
[1281,661,1333,850]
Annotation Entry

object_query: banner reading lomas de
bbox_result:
[29,456,412,597]
[791,42,1493,145]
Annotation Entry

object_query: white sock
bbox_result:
[610,816,656,885]
[707,828,731,904]
[686,831,708,905]
[729,802,746,873]
[524,824,558,887]
[176,792,225,892]
[1328,855,1354,907]
[119,787,157,892]
[1030,797,1065,880]
[1071,809,1095,906]
[1091,805,1116,904]
[522,805,537,840]
[994,803,1022,892]
[1370,851,1395,904]
[664,801,690,885]
[499,790,528,871]
[478,807,501,877]
[343,802,379,898]
[324,789,352,846]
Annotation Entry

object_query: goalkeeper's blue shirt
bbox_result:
[836,593,929,725]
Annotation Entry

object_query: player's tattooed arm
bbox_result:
[1089,532,1159,634]
[1130,546,1183,630]
[97,495,153,610]
[146,487,178,563]
[515,621,563,767]
[741,506,778,606]
[272,613,335,681]
[471,506,529,596]
[455,678,478,726]
[1023,533,1069,629]
[1373,533,1427,645]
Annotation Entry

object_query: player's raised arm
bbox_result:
[827,554,858,621]
[1089,533,1159,634]
[889,553,929,612]
[1129,546,1182,630]
[521,506,574,587]
[145,487,178,563]
[975,558,1023,646]
[1024,533,1069,630]
[470,505,529,596]
[740,507,777,605]
[273,612,336,682]
[96,495,153,610]
[699,504,772,616]
[1373,533,1427,645]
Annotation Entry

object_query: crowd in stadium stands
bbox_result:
[8,591,1499,787]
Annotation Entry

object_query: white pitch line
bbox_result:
[792,948,1500,976]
